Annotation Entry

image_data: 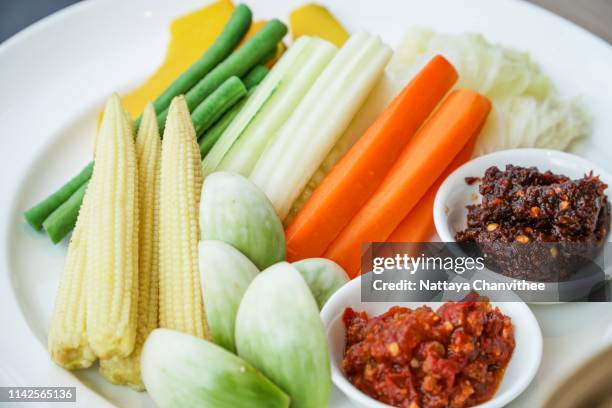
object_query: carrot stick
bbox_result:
[388,137,475,243]
[325,89,491,278]
[285,56,458,262]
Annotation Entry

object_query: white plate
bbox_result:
[321,274,543,408]
[1,0,612,407]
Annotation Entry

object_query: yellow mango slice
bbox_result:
[289,3,349,47]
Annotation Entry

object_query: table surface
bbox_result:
[529,0,612,44]
[1,0,611,44]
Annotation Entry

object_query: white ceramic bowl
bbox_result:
[433,148,612,243]
[433,148,612,301]
[321,274,543,408]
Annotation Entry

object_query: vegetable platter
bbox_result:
[1,0,612,407]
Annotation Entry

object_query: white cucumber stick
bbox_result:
[201,37,311,176]
[202,36,335,177]
[250,32,392,220]
[217,37,337,175]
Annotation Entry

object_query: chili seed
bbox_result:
[550,246,558,258]
[487,223,499,232]
[530,206,541,217]
[558,216,570,224]
[559,200,570,210]
[387,342,400,357]
[515,235,530,243]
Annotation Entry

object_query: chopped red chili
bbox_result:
[342,295,514,408]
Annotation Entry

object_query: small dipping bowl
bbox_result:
[321,274,543,408]
[433,148,612,302]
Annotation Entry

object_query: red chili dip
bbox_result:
[342,295,514,408]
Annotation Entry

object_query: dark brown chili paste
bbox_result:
[342,295,514,408]
[456,165,610,281]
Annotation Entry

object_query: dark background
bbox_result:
[1,0,611,44]
[0,0,79,42]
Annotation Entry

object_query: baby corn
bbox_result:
[159,96,208,338]
[85,94,139,359]
[99,103,161,390]
[47,189,96,369]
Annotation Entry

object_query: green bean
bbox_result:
[243,65,270,88]
[199,65,269,158]
[157,19,287,129]
[23,162,93,230]
[192,76,247,137]
[199,100,245,159]
[43,181,89,243]
[136,3,252,128]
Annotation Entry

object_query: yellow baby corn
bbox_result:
[159,96,208,338]
[86,94,139,359]
[100,103,161,390]
[47,189,96,370]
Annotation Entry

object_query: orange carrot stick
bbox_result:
[285,56,458,262]
[388,137,475,243]
[325,89,491,277]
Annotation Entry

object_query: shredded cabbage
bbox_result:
[386,27,591,156]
